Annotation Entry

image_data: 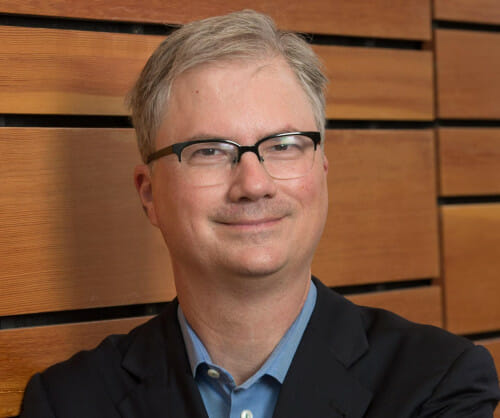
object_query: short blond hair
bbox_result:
[127,10,327,163]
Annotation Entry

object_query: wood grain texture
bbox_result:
[441,204,500,334]
[438,128,500,196]
[0,0,432,40]
[313,130,440,286]
[435,29,500,119]
[347,285,443,327]
[0,26,434,120]
[0,26,161,115]
[0,128,175,316]
[314,45,434,120]
[0,317,150,417]
[434,0,500,25]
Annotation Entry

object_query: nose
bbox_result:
[227,152,277,202]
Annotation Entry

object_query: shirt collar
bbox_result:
[177,280,317,386]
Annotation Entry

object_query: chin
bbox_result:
[226,251,288,278]
[234,266,284,278]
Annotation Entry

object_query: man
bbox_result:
[20,10,499,418]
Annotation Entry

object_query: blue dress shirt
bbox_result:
[177,281,317,418]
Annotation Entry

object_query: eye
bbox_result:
[194,148,222,157]
[183,142,235,165]
[261,135,307,159]
[271,143,293,152]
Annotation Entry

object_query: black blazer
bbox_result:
[20,278,500,417]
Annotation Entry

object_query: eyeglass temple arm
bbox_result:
[146,145,177,164]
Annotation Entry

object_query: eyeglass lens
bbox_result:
[180,134,317,186]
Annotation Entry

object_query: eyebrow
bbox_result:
[183,126,303,143]
[183,133,233,142]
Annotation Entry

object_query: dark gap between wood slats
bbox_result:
[0,302,167,330]
[332,279,433,296]
[434,20,500,34]
[3,118,500,130]
[2,117,439,129]
[0,12,175,35]
[439,196,500,205]
[437,119,500,127]
[305,33,423,50]
[465,330,500,341]
[1,114,132,128]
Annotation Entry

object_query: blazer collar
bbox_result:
[273,278,372,418]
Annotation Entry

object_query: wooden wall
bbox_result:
[0,1,498,416]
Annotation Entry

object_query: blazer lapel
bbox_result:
[116,303,209,418]
[117,378,174,418]
[273,278,373,418]
[117,375,208,418]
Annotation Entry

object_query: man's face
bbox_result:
[135,58,328,283]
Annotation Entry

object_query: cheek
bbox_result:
[151,174,186,232]
[153,180,224,231]
[304,181,328,232]
[299,171,329,241]
[293,169,328,209]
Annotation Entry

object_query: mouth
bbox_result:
[217,216,286,230]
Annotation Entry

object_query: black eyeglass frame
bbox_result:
[146,131,321,165]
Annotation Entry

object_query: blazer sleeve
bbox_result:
[418,344,500,417]
[19,373,56,418]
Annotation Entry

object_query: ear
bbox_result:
[134,164,159,227]
[322,151,329,174]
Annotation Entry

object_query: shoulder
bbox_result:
[359,299,472,358]
[312,276,473,359]
[43,308,169,380]
[21,301,179,415]
[311,277,500,415]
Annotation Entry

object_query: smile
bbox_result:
[218,216,285,229]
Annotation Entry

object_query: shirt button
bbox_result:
[241,410,253,418]
[207,368,220,379]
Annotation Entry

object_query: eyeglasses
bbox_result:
[147,131,321,186]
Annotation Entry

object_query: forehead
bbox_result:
[157,58,316,145]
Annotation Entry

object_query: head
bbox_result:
[130,10,329,290]
[127,9,327,164]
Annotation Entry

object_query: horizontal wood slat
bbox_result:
[0,128,175,316]
[0,26,160,115]
[434,0,500,25]
[347,285,443,327]
[314,45,434,121]
[435,29,500,119]
[313,130,440,286]
[0,317,151,417]
[438,128,500,196]
[441,204,500,334]
[0,26,434,120]
[0,0,432,40]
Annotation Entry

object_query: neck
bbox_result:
[175,268,311,385]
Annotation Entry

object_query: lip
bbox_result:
[217,216,285,229]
